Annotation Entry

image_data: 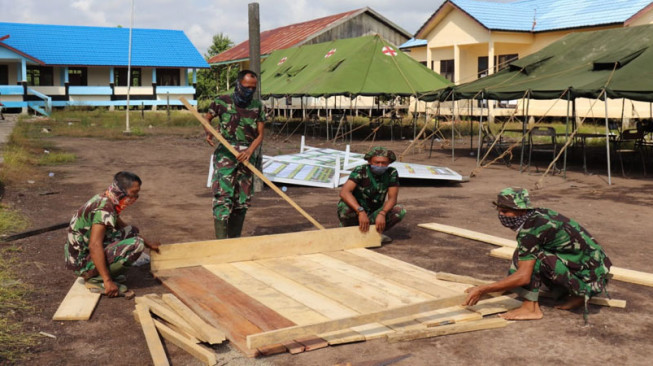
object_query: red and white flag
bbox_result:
[382,46,397,57]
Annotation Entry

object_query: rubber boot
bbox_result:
[214,218,228,239]
[227,210,247,238]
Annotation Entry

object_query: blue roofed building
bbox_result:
[399,0,653,119]
[0,22,208,114]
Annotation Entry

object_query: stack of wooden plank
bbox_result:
[151,226,520,357]
[133,293,225,365]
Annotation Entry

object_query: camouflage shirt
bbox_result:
[64,194,118,269]
[344,165,399,212]
[207,95,265,145]
[516,208,612,283]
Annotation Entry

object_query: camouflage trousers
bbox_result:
[337,202,406,230]
[509,249,610,302]
[211,144,256,220]
[73,225,145,280]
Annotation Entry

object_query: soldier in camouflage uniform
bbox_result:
[204,70,265,239]
[64,171,160,298]
[338,147,406,244]
[464,187,612,322]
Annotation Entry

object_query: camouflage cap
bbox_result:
[364,146,396,163]
[493,187,534,210]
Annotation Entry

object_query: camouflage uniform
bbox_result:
[207,95,265,221]
[337,164,406,229]
[64,194,144,279]
[496,188,612,306]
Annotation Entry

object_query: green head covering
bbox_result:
[364,146,396,163]
[494,187,534,210]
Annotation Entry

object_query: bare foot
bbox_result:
[555,295,585,310]
[498,301,543,320]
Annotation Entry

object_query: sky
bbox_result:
[0,1,510,56]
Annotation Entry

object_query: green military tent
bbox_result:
[259,34,451,98]
[422,24,653,102]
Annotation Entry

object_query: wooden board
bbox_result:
[151,226,380,272]
[418,222,517,248]
[134,303,170,366]
[52,277,101,321]
[161,294,226,344]
[153,318,218,366]
[386,317,509,343]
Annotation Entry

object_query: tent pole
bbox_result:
[604,90,612,185]
[469,99,473,152]
[563,90,571,178]
[451,91,455,162]
[477,92,484,166]
[413,96,418,140]
[519,91,531,172]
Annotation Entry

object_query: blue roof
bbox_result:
[0,22,209,68]
[441,0,653,32]
[399,38,428,49]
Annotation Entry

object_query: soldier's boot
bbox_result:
[214,218,228,239]
[227,210,247,238]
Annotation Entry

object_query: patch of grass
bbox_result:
[38,152,76,166]
[0,207,35,364]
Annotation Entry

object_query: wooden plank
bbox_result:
[135,296,198,338]
[295,336,329,351]
[422,223,653,288]
[257,343,288,356]
[180,96,325,230]
[436,272,493,286]
[151,226,380,272]
[161,294,226,344]
[231,261,391,340]
[418,222,517,248]
[468,296,523,316]
[246,294,467,349]
[52,277,101,321]
[156,267,263,358]
[326,250,462,298]
[386,317,508,343]
[153,318,218,366]
[345,248,469,293]
[134,303,170,366]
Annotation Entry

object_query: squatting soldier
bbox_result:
[204,70,265,239]
[338,147,406,244]
[64,171,160,297]
[464,187,612,321]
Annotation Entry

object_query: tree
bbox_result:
[196,33,239,101]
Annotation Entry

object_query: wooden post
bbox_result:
[180,97,325,230]
[249,2,264,193]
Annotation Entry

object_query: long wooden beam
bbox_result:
[151,226,380,272]
[423,222,653,288]
[180,97,324,230]
[246,294,467,349]
[386,317,508,343]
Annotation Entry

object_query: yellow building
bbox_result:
[402,0,653,119]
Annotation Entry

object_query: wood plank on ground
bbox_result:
[231,261,390,341]
[246,294,467,349]
[161,294,226,344]
[135,296,198,338]
[153,318,218,366]
[155,267,264,358]
[418,222,517,247]
[151,226,381,272]
[386,317,509,343]
[52,277,101,321]
[134,303,170,366]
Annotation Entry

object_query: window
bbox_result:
[68,67,88,86]
[0,65,8,85]
[114,67,141,86]
[27,66,54,86]
[478,57,489,78]
[156,68,180,86]
[440,59,454,82]
[496,54,518,72]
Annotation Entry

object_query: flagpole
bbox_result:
[125,0,134,133]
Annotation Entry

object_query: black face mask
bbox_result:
[233,81,256,108]
[498,211,532,231]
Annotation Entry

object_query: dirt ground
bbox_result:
[5,124,653,366]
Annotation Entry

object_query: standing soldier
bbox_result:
[204,70,265,239]
[464,187,612,322]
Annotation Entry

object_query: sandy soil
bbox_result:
[5,126,653,366]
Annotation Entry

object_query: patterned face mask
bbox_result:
[233,81,256,108]
[498,211,532,231]
[104,182,136,215]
